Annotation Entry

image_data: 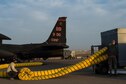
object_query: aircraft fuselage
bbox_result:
[0,17,69,63]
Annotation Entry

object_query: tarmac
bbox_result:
[0,59,126,84]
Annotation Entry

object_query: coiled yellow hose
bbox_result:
[18,47,108,80]
[0,47,108,80]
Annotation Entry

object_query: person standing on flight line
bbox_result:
[108,40,117,75]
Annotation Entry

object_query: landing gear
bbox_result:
[0,58,13,64]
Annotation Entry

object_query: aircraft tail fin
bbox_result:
[46,17,67,46]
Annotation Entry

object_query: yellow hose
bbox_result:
[18,47,108,80]
[0,47,108,80]
[0,62,43,78]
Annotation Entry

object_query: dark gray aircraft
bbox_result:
[0,17,69,63]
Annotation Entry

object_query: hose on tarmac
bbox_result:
[18,47,108,80]
[0,47,108,80]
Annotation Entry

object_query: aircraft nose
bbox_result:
[0,50,15,58]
